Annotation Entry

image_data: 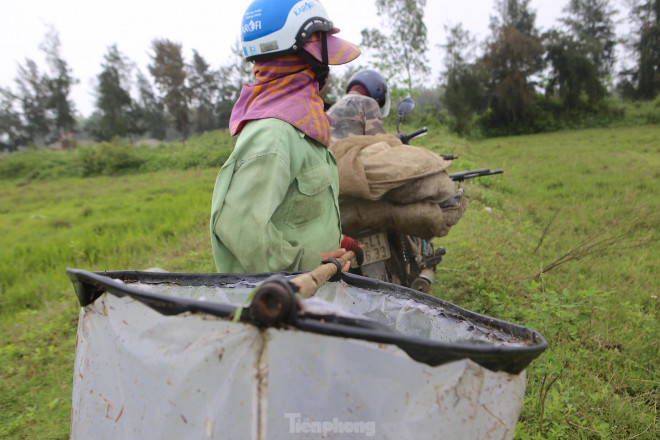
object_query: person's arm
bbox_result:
[214,150,323,273]
[362,98,387,136]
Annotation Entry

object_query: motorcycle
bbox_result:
[340,98,502,293]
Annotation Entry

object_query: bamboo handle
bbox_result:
[291,250,355,298]
[249,250,355,326]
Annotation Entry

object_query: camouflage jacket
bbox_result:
[327,92,386,144]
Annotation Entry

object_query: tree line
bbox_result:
[0,29,254,151]
[0,0,658,151]
[436,0,660,135]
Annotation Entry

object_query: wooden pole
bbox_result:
[290,250,355,298]
[249,250,356,326]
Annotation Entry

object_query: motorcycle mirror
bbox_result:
[397,98,415,118]
[396,98,415,132]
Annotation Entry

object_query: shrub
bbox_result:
[72,142,147,177]
[0,130,235,181]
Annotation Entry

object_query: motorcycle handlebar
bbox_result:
[407,127,427,139]
[449,168,504,181]
[397,127,427,145]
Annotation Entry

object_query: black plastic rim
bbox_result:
[66,268,548,374]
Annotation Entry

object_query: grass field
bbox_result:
[424,125,659,438]
[0,124,658,439]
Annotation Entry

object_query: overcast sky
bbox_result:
[1,0,629,117]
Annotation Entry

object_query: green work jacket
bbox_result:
[210,118,342,273]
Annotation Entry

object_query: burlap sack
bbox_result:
[340,197,450,239]
[386,171,456,204]
[440,187,468,227]
[330,134,452,202]
[339,189,468,239]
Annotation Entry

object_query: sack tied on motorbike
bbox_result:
[330,134,467,238]
[330,134,455,202]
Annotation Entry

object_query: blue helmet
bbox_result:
[240,0,334,61]
[346,69,391,117]
[239,0,360,88]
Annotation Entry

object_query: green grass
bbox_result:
[0,129,233,181]
[0,169,219,439]
[419,125,659,439]
[1,124,658,439]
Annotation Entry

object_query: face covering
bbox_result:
[229,54,332,146]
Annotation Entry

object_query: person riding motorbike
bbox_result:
[326,70,466,292]
[210,0,362,274]
[327,69,391,144]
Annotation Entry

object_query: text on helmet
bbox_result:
[293,2,316,17]
[243,20,262,34]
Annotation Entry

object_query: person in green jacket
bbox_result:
[210,0,362,273]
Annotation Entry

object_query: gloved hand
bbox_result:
[341,234,364,266]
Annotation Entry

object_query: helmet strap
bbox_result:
[298,33,330,90]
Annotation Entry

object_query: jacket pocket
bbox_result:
[284,164,333,228]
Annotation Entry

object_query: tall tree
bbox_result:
[93,44,139,141]
[628,0,660,98]
[187,50,219,133]
[360,0,429,93]
[14,59,50,143]
[544,29,606,107]
[149,39,189,141]
[561,0,618,82]
[441,24,488,135]
[482,0,544,126]
[0,88,26,151]
[135,71,168,140]
[40,26,77,137]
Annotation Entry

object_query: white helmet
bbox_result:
[240,0,360,64]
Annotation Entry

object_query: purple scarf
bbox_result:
[229,54,331,146]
